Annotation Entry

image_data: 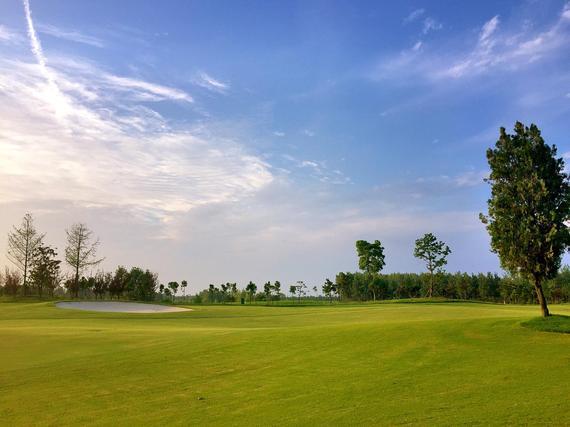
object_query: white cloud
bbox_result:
[0,58,271,219]
[273,131,285,137]
[403,9,425,24]
[0,1,270,221]
[303,129,315,137]
[37,23,104,48]
[442,8,569,79]
[0,25,21,43]
[193,72,229,94]
[104,74,193,103]
[281,155,350,185]
[479,15,500,47]
[412,41,423,51]
[423,17,443,34]
[454,170,489,187]
[374,3,570,82]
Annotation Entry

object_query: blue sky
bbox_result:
[1,0,570,291]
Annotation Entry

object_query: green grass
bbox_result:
[1,301,569,426]
[522,314,570,334]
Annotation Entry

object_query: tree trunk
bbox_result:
[533,278,550,317]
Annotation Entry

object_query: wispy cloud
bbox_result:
[193,72,229,94]
[0,1,270,222]
[414,170,488,190]
[0,25,22,43]
[281,155,350,185]
[273,131,285,137]
[422,17,443,34]
[403,9,425,24]
[375,2,570,82]
[104,74,193,103]
[37,23,104,48]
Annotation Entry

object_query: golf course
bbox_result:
[1,301,569,426]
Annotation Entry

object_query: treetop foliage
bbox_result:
[413,233,451,274]
[355,240,386,275]
[481,122,570,283]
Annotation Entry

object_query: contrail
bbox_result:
[22,0,48,70]
[22,0,70,120]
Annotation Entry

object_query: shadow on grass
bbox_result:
[521,314,570,334]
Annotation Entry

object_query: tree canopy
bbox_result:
[355,240,386,275]
[413,233,451,297]
[481,122,570,316]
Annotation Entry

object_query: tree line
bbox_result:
[2,122,570,317]
[0,214,168,301]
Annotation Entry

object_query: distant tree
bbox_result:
[29,243,61,298]
[220,283,229,303]
[7,213,44,295]
[322,278,336,303]
[289,285,296,298]
[368,274,386,301]
[93,271,112,299]
[355,240,386,301]
[292,281,307,303]
[355,240,386,275]
[335,272,353,301]
[273,281,281,300]
[481,122,570,317]
[77,276,96,298]
[230,283,238,302]
[263,281,272,303]
[181,280,188,300]
[413,233,451,298]
[127,267,158,301]
[109,266,129,299]
[246,281,257,303]
[2,267,22,296]
[65,223,104,298]
[168,281,179,302]
[208,284,216,303]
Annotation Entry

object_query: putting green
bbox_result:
[1,301,568,425]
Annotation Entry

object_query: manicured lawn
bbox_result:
[1,301,569,425]
[522,314,570,334]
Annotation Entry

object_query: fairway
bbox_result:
[1,302,569,426]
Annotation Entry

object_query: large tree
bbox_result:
[7,213,44,295]
[481,122,570,317]
[65,223,104,298]
[413,233,451,298]
[355,240,386,275]
[356,240,386,301]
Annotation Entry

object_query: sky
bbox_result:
[1,0,570,292]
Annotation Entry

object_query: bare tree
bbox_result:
[65,223,104,298]
[7,213,44,295]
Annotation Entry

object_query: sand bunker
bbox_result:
[56,301,191,313]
